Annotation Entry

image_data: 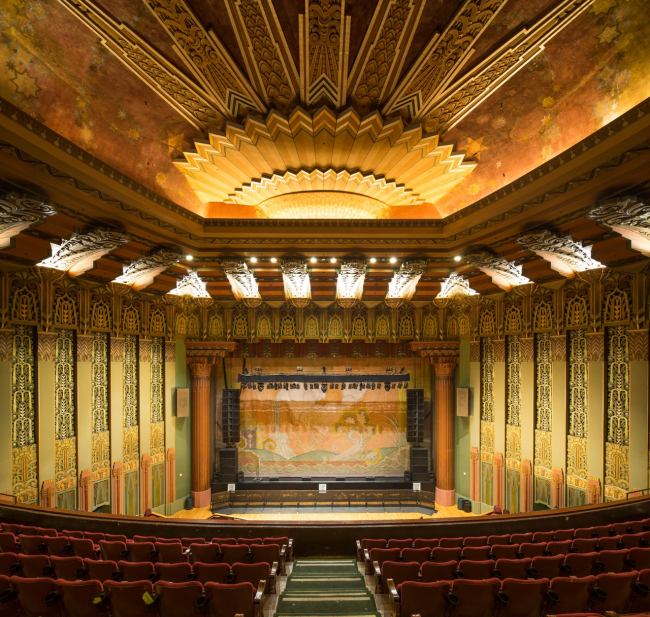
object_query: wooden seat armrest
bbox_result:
[356,540,362,560]
[254,580,266,604]
[270,562,278,594]
[364,549,372,574]
[387,579,399,602]
[373,560,382,594]
[279,548,287,575]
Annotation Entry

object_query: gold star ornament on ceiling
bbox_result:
[464,137,488,161]
[161,132,189,156]
[590,0,617,15]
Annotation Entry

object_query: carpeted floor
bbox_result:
[275,559,380,617]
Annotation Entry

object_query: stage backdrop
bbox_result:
[237,360,419,477]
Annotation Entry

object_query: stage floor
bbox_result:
[170,503,474,521]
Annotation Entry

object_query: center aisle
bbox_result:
[274,559,380,617]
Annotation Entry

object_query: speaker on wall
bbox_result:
[219,448,238,483]
[457,388,469,417]
[222,389,240,445]
[406,389,424,443]
[176,388,189,417]
[409,446,429,481]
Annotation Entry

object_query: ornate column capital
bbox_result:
[407,340,460,363]
[433,358,460,378]
[188,362,213,379]
[185,340,238,361]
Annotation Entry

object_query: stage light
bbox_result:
[398,383,402,389]
[310,257,317,263]
[270,257,277,263]
[303,383,308,390]
[404,383,409,390]
[390,257,397,263]
[321,384,327,393]
[296,366,303,371]
[370,257,377,263]
[250,257,257,263]
[255,366,262,372]
[185,254,193,261]
[330,383,334,389]
[391,383,396,389]
[284,383,288,389]
[342,383,346,390]
[346,366,352,371]
[330,257,336,263]
[384,383,390,391]
[258,383,264,391]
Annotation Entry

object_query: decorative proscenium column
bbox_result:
[185,341,237,508]
[408,341,461,507]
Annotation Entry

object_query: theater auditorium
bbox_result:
[1,0,650,615]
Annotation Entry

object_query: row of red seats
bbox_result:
[0,553,278,592]
[388,571,650,617]
[371,550,650,593]
[0,575,265,617]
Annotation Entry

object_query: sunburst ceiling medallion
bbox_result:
[256,192,388,219]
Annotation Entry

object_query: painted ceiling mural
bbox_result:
[0,0,648,220]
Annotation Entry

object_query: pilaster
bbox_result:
[37,331,56,504]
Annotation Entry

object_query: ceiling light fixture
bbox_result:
[454,255,462,262]
[390,257,397,263]
[310,257,317,263]
[370,257,377,263]
[250,257,257,263]
[185,254,193,261]
[330,257,337,263]
[270,257,277,263]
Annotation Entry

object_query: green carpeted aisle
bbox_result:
[275,559,380,617]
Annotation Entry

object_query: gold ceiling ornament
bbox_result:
[437,272,478,299]
[517,230,603,279]
[256,192,389,220]
[336,260,366,308]
[167,270,211,299]
[0,192,56,249]
[175,106,475,216]
[221,259,262,307]
[282,260,311,308]
[113,249,181,290]
[37,229,129,276]
[588,196,650,257]
[464,251,530,291]
[385,260,427,308]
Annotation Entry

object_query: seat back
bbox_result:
[0,553,18,578]
[99,541,127,563]
[361,539,386,551]
[554,529,575,541]
[518,543,547,558]
[595,548,629,573]
[380,561,419,593]
[487,535,510,546]
[494,558,531,581]
[133,536,156,544]
[44,537,72,558]
[236,538,262,547]
[439,537,463,548]
[262,537,288,548]
[17,535,44,556]
[83,559,118,583]
[155,581,204,617]
[117,560,154,582]
[629,547,650,570]
[0,525,21,535]
[592,525,612,538]
[563,552,598,577]
[56,579,109,617]
[421,561,458,583]
[83,532,104,544]
[155,542,184,564]
[463,536,488,548]
[457,560,495,581]
[549,575,596,614]
[181,538,205,548]
[231,563,270,590]
[530,555,564,580]
[18,528,39,537]
[9,576,59,617]
[413,539,439,549]
[621,532,646,548]
[629,568,650,613]
[546,540,572,556]
[128,542,155,563]
[431,547,462,563]
[597,536,623,551]
[593,571,638,613]
[509,533,533,544]
[0,535,16,554]
[499,578,550,617]
[462,546,490,561]
[204,582,254,617]
[104,580,153,617]
[400,581,451,617]
[221,544,249,566]
[574,527,595,539]
[192,563,231,585]
[154,563,192,583]
[490,545,519,560]
[368,548,400,568]
[250,544,279,569]
[50,556,84,582]
[17,554,51,579]
[211,538,236,546]
[104,535,127,544]
[401,548,431,565]
[0,574,17,617]
[532,531,555,543]
[387,539,413,549]
[63,531,84,540]
[189,543,221,565]
[69,539,96,560]
[451,578,501,617]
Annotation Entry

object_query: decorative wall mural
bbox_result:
[91,331,110,508]
[534,332,553,507]
[238,369,408,477]
[150,336,165,508]
[567,328,588,506]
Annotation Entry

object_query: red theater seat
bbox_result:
[597,535,624,551]
[250,544,284,575]
[17,554,51,579]
[451,578,501,617]
[499,578,550,617]
[464,536,489,547]
[192,563,231,585]
[204,581,261,617]
[532,531,555,543]
[629,568,650,613]
[0,574,18,617]
[44,537,72,558]
[530,555,564,580]
[462,545,490,561]
[99,540,127,562]
[117,560,154,583]
[133,536,156,544]
[518,543,547,559]
[156,538,180,544]
[103,580,153,617]
[211,538,237,546]
[56,579,109,617]
[554,529,575,541]
[17,535,45,556]
[487,535,510,546]
[401,548,431,565]
[155,542,184,564]
[0,535,16,555]
[439,537,464,548]
[232,563,272,594]
[62,531,84,540]
[37,529,57,538]
[592,525,612,538]
[154,563,192,583]
[358,538,386,563]
[563,552,598,577]
[394,581,452,617]
[546,540,573,556]
[104,534,127,544]
[574,527,596,539]
[0,554,18,578]
[189,543,221,564]
[377,561,419,594]
[456,560,495,581]
[592,571,638,613]
[18,528,39,537]
[594,548,629,573]
[221,544,249,566]
[548,575,596,614]
[181,537,205,548]
[154,581,205,617]
[82,532,104,545]
[50,555,84,581]
[431,547,462,563]
[237,538,262,547]
[0,526,21,536]
[629,547,650,570]
[490,545,519,560]
[8,576,59,617]
[509,533,533,545]
[621,532,650,548]
[494,558,532,581]
[420,561,458,583]
[83,558,118,583]
[413,539,439,549]
[128,542,156,563]
[368,548,401,574]
[387,539,413,550]
[69,539,97,560]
